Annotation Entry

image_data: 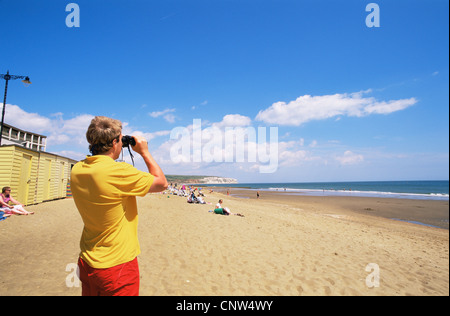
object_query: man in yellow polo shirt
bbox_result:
[71,116,168,296]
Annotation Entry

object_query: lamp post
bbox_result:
[0,70,32,145]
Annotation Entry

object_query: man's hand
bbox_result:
[130,135,149,156]
[128,135,168,192]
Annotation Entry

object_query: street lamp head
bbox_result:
[22,77,32,86]
[1,71,32,146]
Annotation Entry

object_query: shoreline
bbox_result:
[209,187,449,230]
[200,181,449,201]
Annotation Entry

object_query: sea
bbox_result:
[203,180,449,201]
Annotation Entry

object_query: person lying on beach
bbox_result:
[0,187,34,215]
[213,199,244,217]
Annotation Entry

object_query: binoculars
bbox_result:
[122,135,136,147]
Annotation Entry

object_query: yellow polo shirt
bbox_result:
[70,155,154,269]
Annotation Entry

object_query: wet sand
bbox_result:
[216,188,449,229]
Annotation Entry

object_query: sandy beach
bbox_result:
[0,190,448,296]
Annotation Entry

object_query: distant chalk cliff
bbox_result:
[166,175,238,184]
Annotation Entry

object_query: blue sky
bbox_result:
[0,0,448,182]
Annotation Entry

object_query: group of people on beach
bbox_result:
[166,184,244,217]
[168,184,207,204]
[0,186,34,221]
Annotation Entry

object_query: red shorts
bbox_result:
[77,257,140,296]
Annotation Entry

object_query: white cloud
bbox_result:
[163,113,176,123]
[51,150,86,161]
[4,104,52,134]
[5,104,94,149]
[61,114,95,137]
[299,138,304,146]
[46,133,71,145]
[149,108,176,123]
[212,114,252,128]
[363,99,417,115]
[275,139,325,168]
[124,128,171,142]
[149,130,171,139]
[4,104,172,160]
[335,150,364,165]
[153,115,274,173]
[192,100,208,110]
[149,108,175,118]
[255,91,417,126]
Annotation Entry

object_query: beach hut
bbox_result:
[36,151,76,202]
[0,145,77,205]
[0,145,39,205]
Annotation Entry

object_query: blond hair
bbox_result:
[86,116,122,155]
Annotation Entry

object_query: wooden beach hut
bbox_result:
[36,151,77,203]
[0,145,77,206]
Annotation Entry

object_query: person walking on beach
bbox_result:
[71,116,168,296]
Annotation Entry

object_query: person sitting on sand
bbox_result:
[213,199,244,217]
[0,187,34,215]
